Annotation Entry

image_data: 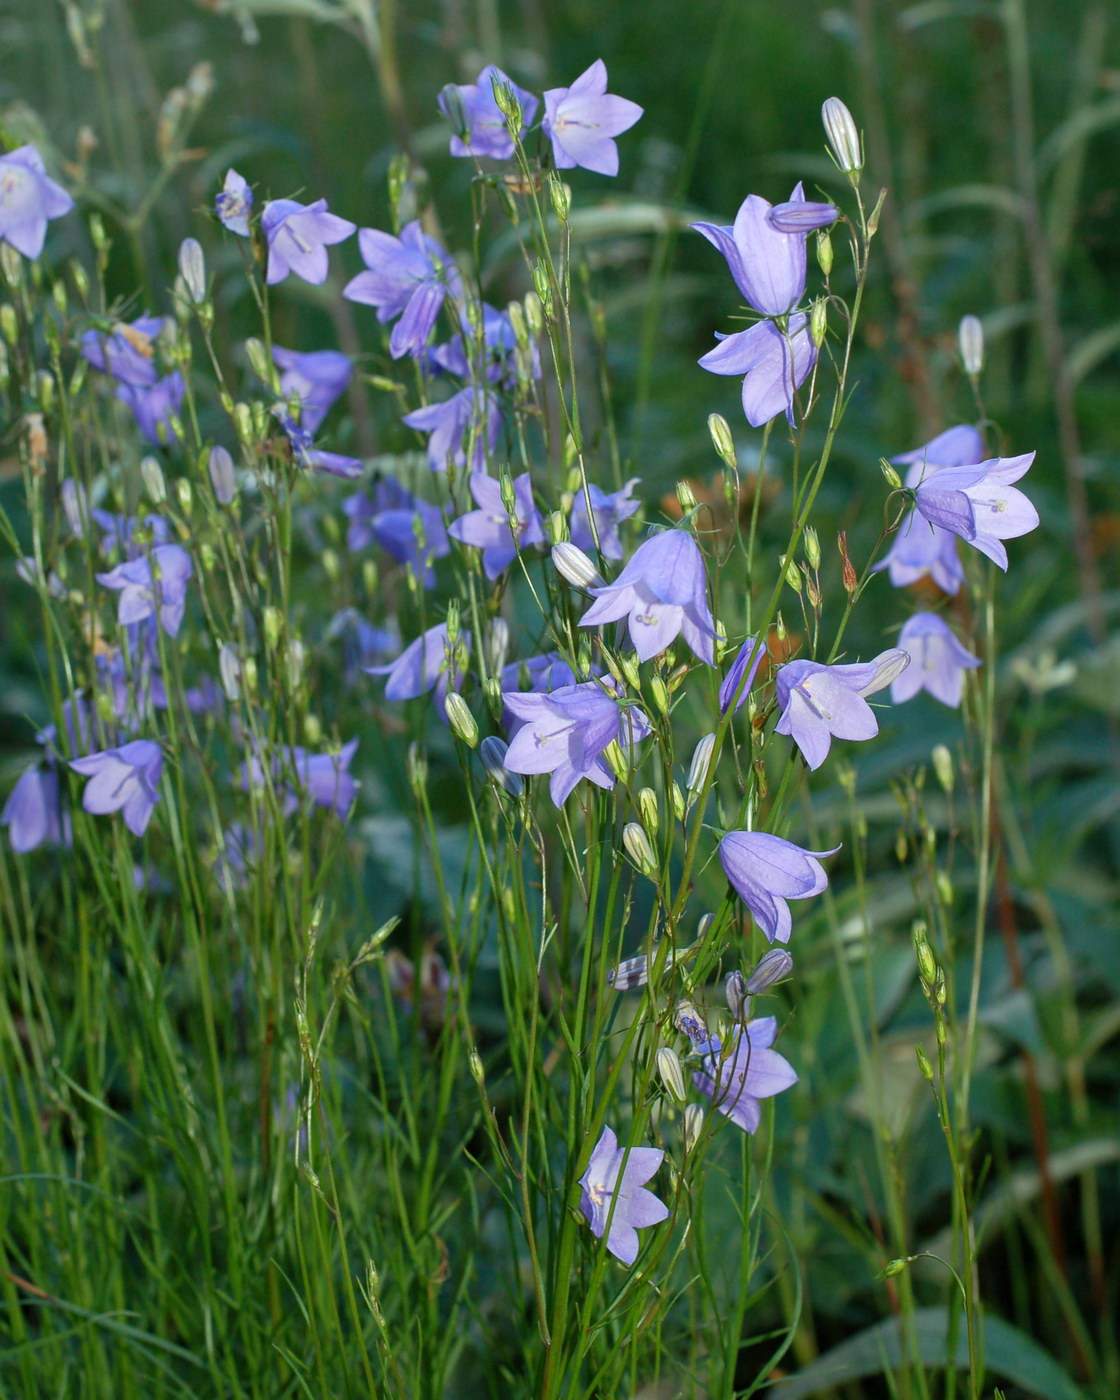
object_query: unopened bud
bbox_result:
[480,735,523,796]
[656,1047,687,1103]
[675,481,697,515]
[531,260,553,318]
[883,1258,908,1278]
[438,83,469,140]
[618,654,641,692]
[803,525,821,571]
[178,238,206,302]
[837,530,858,595]
[780,554,802,592]
[725,970,749,1020]
[286,638,306,690]
[915,1045,934,1082]
[816,228,833,276]
[262,605,284,650]
[524,290,543,337]
[547,509,568,545]
[467,1046,485,1086]
[822,97,862,176]
[879,458,902,491]
[0,304,16,346]
[686,732,716,807]
[649,674,670,716]
[746,947,794,993]
[303,713,322,746]
[602,739,628,783]
[671,782,686,821]
[936,870,953,907]
[207,444,236,504]
[444,692,479,748]
[140,455,167,504]
[218,642,242,701]
[707,412,736,469]
[547,171,571,222]
[622,821,658,878]
[683,1103,704,1153]
[637,787,659,836]
[913,928,936,986]
[959,315,984,375]
[444,599,461,645]
[406,741,428,793]
[810,296,828,347]
[608,953,650,990]
[244,336,273,387]
[551,541,604,591]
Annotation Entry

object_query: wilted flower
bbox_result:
[569,478,641,559]
[402,386,501,473]
[343,220,461,358]
[913,453,1039,571]
[580,529,716,665]
[774,649,909,770]
[891,613,981,707]
[698,315,816,428]
[578,1125,668,1265]
[367,622,469,721]
[448,471,545,579]
[502,679,651,806]
[718,830,839,943]
[69,740,164,837]
[79,316,165,386]
[261,197,355,286]
[0,145,74,259]
[693,1018,798,1133]
[719,635,766,714]
[542,60,643,177]
[96,542,193,638]
[215,168,253,236]
[272,346,352,434]
[438,65,539,159]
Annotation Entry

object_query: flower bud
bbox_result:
[958,314,984,375]
[608,953,650,990]
[649,674,670,716]
[444,692,479,749]
[206,444,236,504]
[913,924,937,985]
[0,304,16,346]
[551,541,604,591]
[622,821,658,878]
[810,296,828,348]
[531,260,553,318]
[438,83,469,140]
[816,228,833,276]
[60,478,88,536]
[406,741,428,794]
[931,744,953,794]
[883,1258,909,1278]
[656,1047,687,1103]
[637,787,659,836]
[286,638,306,690]
[780,553,802,592]
[602,739,629,783]
[176,478,192,515]
[524,290,543,337]
[244,336,274,388]
[218,642,242,701]
[140,455,167,505]
[879,458,902,491]
[468,1046,485,1086]
[671,782,686,821]
[303,713,322,746]
[480,735,523,796]
[547,171,571,222]
[803,525,821,572]
[707,412,736,469]
[546,509,568,546]
[262,605,284,650]
[178,238,206,303]
[683,1103,705,1153]
[686,732,716,808]
[618,654,641,692]
[822,97,862,175]
[675,480,698,515]
[746,948,794,993]
[725,970,749,1020]
[915,1045,934,1082]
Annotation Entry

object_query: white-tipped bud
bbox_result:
[218,642,242,701]
[178,237,206,302]
[208,445,236,504]
[816,228,834,276]
[958,315,984,375]
[547,509,569,545]
[618,655,641,692]
[444,692,479,748]
[804,525,821,572]
[286,638,306,690]
[60,478,88,536]
[244,336,273,387]
[140,454,167,504]
[486,618,509,675]
[746,947,794,993]
[683,1104,705,1154]
[551,541,604,591]
[686,732,716,809]
[622,821,658,879]
[822,97,862,175]
[707,412,736,469]
[656,1047,687,1104]
[637,787,660,836]
[725,970,749,1020]
[479,735,523,796]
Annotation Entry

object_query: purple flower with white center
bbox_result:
[774,649,909,770]
[0,145,73,259]
[116,371,185,447]
[448,471,545,579]
[438,65,539,160]
[570,478,640,559]
[542,60,643,177]
[578,1125,668,1266]
[1,767,67,852]
[693,183,813,316]
[719,635,767,715]
[693,1019,798,1133]
[402,386,501,473]
[215,169,252,237]
[699,314,816,428]
[79,316,165,387]
[579,529,716,665]
[343,479,449,584]
[272,346,352,434]
[913,453,1039,571]
[261,197,355,286]
[69,740,164,837]
[275,411,363,480]
[891,612,981,707]
[343,220,461,359]
[97,543,193,638]
[367,622,469,721]
[502,679,650,807]
[718,830,839,944]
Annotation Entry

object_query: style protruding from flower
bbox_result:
[69,740,164,837]
[693,1018,798,1133]
[215,169,253,237]
[578,1125,668,1266]
[261,197,355,286]
[774,649,909,770]
[719,830,839,944]
[343,221,461,359]
[913,453,1039,571]
[542,60,643,177]
[0,145,74,259]
[579,529,716,665]
[891,613,981,707]
[502,680,651,806]
[438,65,539,160]
[448,471,545,580]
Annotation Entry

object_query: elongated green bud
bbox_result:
[683,1104,704,1154]
[686,733,716,807]
[649,674,670,716]
[656,1047,686,1103]
[707,412,736,468]
[931,743,954,794]
[816,228,833,276]
[959,314,983,375]
[637,787,659,836]
[444,692,479,749]
[140,455,167,504]
[880,458,902,490]
[915,1045,934,1082]
[810,296,828,347]
[622,822,657,878]
[603,739,628,783]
